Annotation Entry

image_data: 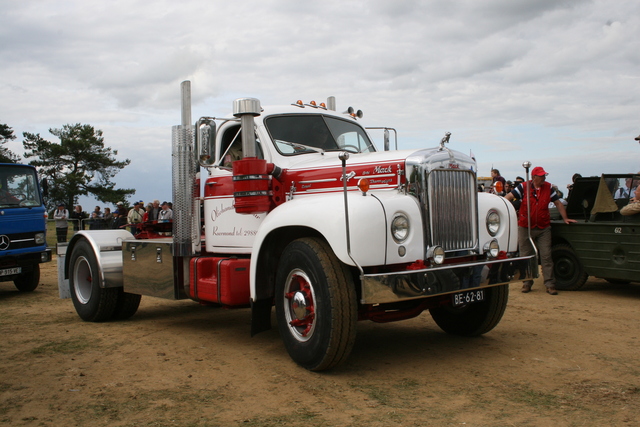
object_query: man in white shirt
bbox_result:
[158,202,173,222]
[614,177,637,199]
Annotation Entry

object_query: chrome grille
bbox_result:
[427,169,477,251]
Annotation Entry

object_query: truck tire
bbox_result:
[112,289,142,320]
[13,265,40,292]
[551,244,588,290]
[69,240,118,322]
[429,284,508,336]
[275,237,357,371]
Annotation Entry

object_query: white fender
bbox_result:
[477,192,519,253]
[249,190,425,296]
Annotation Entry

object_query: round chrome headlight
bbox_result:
[428,246,446,265]
[486,210,500,236]
[391,214,410,243]
[484,239,500,258]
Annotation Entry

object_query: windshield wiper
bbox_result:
[277,140,325,155]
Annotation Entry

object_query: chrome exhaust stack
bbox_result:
[172,81,200,257]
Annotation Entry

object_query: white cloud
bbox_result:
[1,0,639,209]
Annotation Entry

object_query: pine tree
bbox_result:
[23,123,134,209]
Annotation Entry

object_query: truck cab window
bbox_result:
[266,114,376,155]
[218,124,263,168]
[0,168,41,208]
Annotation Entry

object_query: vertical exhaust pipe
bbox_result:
[172,81,199,257]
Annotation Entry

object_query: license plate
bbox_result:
[0,267,22,277]
[452,289,485,307]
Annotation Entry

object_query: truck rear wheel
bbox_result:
[275,237,357,371]
[69,240,118,322]
[552,244,588,290]
[13,265,40,292]
[429,284,508,336]
[112,289,142,320]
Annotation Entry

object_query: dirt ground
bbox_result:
[1,257,639,427]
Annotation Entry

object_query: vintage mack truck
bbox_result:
[60,81,535,371]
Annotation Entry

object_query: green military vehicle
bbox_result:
[550,174,639,290]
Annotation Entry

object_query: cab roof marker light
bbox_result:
[292,100,305,108]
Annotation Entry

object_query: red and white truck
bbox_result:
[60,81,535,371]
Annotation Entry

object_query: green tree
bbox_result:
[22,123,134,209]
[0,123,21,163]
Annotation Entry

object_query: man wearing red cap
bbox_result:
[505,166,576,295]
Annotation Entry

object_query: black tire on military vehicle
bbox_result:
[604,278,631,285]
[69,240,118,322]
[275,237,357,371]
[13,265,40,292]
[551,244,588,290]
[429,284,509,336]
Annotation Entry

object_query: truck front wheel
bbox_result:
[69,240,118,322]
[429,284,508,336]
[13,265,40,292]
[275,237,357,371]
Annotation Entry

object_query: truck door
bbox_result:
[203,123,267,253]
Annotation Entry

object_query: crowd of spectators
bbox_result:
[54,199,174,242]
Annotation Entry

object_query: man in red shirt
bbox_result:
[505,166,576,295]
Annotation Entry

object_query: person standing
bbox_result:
[70,205,88,231]
[54,203,69,243]
[158,201,173,222]
[505,166,576,295]
[127,202,144,233]
[148,200,161,221]
[491,169,506,195]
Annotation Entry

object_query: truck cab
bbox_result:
[0,163,51,291]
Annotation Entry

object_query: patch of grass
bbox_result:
[510,384,558,408]
[394,378,420,390]
[348,382,392,406]
[0,395,24,416]
[30,337,98,355]
[240,408,323,427]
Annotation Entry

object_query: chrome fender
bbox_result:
[65,230,134,289]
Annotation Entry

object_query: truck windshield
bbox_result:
[266,114,376,155]
[0,166,42,208]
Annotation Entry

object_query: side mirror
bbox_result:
[383,128,390,151]
[41,178,49,198]
[196,118,216,167]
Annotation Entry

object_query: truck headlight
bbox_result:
[35,233,45,244]
[427,246,445,265]
[486,210,500,236]
[391,214,409,243]
[484,239,500,258]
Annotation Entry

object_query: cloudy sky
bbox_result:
[1,0,639,209]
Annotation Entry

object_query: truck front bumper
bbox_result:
[360,254,537,304]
